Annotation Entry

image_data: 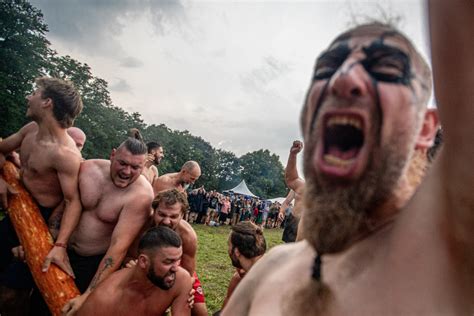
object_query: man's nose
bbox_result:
[328,57,369,100]
[170,262,178,272]
[161,217,171,226]
[122,165,131,174]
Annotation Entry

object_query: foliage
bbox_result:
[0,0,51,136]
[193,224,284,314]
[240,149,287,198]
[0,0,288,195]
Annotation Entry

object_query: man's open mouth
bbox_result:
[315,112,368,179]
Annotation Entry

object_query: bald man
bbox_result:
[67,127,86,152]
[152,161,201,195]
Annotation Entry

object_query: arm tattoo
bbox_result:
[48,212,63,230]
[90,257,114,290]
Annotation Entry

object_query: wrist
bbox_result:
[54,242,67,249]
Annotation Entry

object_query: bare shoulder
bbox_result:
[20,121,38,135]
[176,266,193,289]
[178,221,197,245]
[255,240,313,276]
[80,159,109,176]
[223,241,315,316]
[134,175,154,194]
[51,142,82,171]
[153,173,177,192]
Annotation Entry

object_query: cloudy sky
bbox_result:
[30,0,429,168]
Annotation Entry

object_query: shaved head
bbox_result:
[67,127,86,151]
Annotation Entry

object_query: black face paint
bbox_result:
[313,43,351,81]
[308,80,329,135]
[361,41,413,86]
[307,44,351,133]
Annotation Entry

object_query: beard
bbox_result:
[302,135,409,254]
[230,251,242,269]
[147,264,175,290]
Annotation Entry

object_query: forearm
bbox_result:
[86,248,126,293]
[55,198,81,244]
[285,152,299,183]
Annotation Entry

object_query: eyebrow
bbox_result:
[316,43,351,66]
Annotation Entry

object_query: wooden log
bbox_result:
[1,161,80,316]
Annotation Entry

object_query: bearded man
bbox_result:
[223,1,474,315]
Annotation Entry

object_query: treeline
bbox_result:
[0,1,287,198]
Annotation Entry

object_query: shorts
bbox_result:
[282,213,300,243]
[193,271,205,303]
[0,205,54,289]
[68,249,104,292]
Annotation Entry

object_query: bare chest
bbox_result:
[80,177,128,224]
[20,136,56,177]
[323,242,470,315]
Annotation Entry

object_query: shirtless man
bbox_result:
[77,226,192,316]
[141,141,164,185]
[61,132,154,315]
[67,127,86,152]
[153,160,201,195]
[284,140,305,218]
[223,2,473,314]
[219,222,266,313]
[153,189,208,316]
[278,190,298,243]
[0,77,82,314]
[282,140,307,241]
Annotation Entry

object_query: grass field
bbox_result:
[193,224,284,314]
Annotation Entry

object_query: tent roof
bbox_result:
[224,180,258,198]
[266,197,286,204]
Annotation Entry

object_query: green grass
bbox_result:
[193,224,284,314]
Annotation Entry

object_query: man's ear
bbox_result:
[233,247,241,258]
[110,148,116,160]
[138,254,149,269]
[42,97,53,110]
[415,108,439,149]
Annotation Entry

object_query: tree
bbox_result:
[239,149,286,199]
[215,149,241,191]
[0,0,51,137]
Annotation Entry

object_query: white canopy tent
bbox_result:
[224,180,258,198]
[266,197,286,204]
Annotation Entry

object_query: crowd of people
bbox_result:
[186,189,289,230]
[0,1,473,315]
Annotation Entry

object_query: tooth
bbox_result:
[324,154,354,168]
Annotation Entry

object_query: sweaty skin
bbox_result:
[0,120,82,276]
[284,140,305,218]
[77,251,192,316]
[224,2,474,315]
[62,152,154,315]
[152,161,201,196]
[154,200,207,316]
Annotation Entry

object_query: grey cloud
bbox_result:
[119,56,143,68]
[109,78,132,93]
[240,56,292,94]
[30,0,186,58]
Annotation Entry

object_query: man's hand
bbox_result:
[188,286,195,309]
[278,211,285,222]
[42,246,75,278]
[12,245,26,262]
[290,140,303,154]
[146,153,156,164]
[61,292,88,316]
[0,177,18,209]
[124,259,137,268]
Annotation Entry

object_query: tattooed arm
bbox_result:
[61,189,153,316]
